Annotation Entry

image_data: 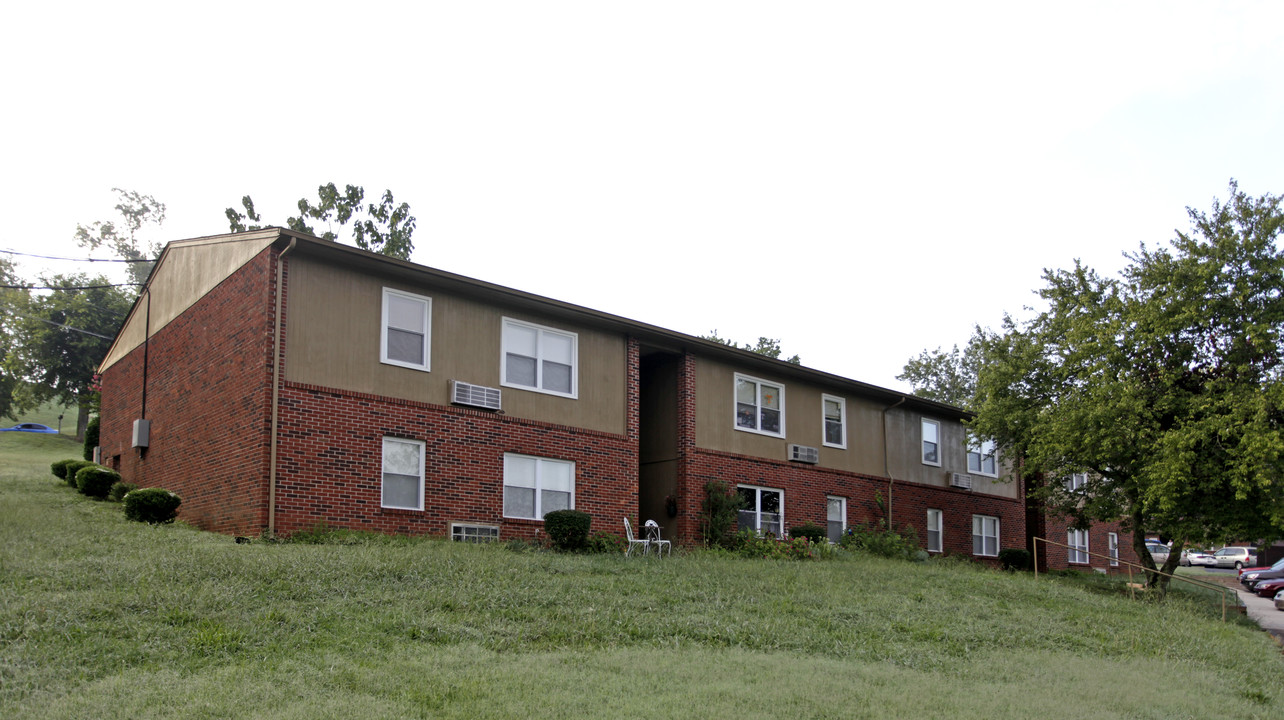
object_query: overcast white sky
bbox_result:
[3,1,1281,391]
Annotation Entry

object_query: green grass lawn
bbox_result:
[2,434,1281,719]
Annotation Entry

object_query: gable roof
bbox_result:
[99,228,970,421]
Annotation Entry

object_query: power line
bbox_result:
[0,249,156,262]
[0,283,142,290]
[0,308,116,339]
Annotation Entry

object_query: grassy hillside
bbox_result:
[1,434,1281,719]
[7,399,79,436]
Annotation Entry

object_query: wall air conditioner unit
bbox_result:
[450,380,502,411]
[788,444,820,464]
[132,419,151,448]
[949,472,973,490]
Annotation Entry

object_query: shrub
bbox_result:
[123,488,182,524]
[728,529,817,561]
[108,481,138,502]
[62,460,96,487]
[998,547,1032,571]
[586,531,627,555]
[83,415,100,461]
[700,480,747,548]
[75,466,121,500]
[543,509,592,552]
[51,459,76,480]
[788,521,826,544]
[841,521,922,561]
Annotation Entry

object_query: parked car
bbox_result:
[1146,543,1170,564]
[1240,558,1284,585]
[0,423,57,434]
[1241,560,1284,590]
[1212,546,1258,570]
[1253,578,1284,599]
[1276,589,1284,611]
[1180,548,1215,567]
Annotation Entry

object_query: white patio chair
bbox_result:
[623,517,650,557]
[644,520,671,557]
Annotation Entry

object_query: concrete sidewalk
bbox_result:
[1237,588,1284,643]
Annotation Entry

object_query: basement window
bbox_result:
[451,524,499,543]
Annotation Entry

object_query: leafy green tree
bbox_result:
[970,181,1284,590]
[897,332,986,409]
[0,256,28,419]
[700,330,801,364]
[1,274,133,439]
[73,188,167,286]
[227,183,416,260]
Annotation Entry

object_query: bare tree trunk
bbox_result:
[75,402,89,442]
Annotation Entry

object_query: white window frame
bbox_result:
[381,437,424,511]
[921,419,941,466]
[826,495,846,543]
[966,436,997,477]
[927,508,943,553]
[736,484,784,536]
[1108,532,1119,567]
[1064,473,1087,492]
[972,514,999,557]
[380,288,431,371]
[821,394,846,449]
[1067,528,1090,564]
[733,373,786,438]
[501,318,578,399]
[502,453,575,520]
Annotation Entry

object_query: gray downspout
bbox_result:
[882,397,906,527]
[267,239,297,536]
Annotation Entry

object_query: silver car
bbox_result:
[1212,546,1258,570]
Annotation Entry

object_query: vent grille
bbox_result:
[451,380,502,410]
[789,444,820,464]
[949,472,973,490]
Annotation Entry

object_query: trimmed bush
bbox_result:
[62,460,96,487]
[788,521,826,544]
[83,415,99,461]
[108,481,138,503]
[76,466,121,500]
[123,488,182,524]
[543,509,592,552]
[998,548,1032,571]
[51,459,76,480]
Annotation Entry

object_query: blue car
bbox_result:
[0,423,58,434]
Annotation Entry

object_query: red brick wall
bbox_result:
[98,247,279,535]
[272,382,638,540]
[1040,514,1140,574]
[678,445,1025,564]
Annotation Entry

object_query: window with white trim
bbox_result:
[381,288,431,371]
[826,496,846,543]
[972,514,999,557]
[501,318,578,398]
[927,509,943,553]
[734,374,784,436]
[967,437,997,477]
[1108,532,1119,567]
[921,419,941,466]
[737,485,783,536]
[822,395,846,449]
[1068,528,1090,564]
[502,453,575,520]
[1064,473,1087,492]
[381,437,424,510]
